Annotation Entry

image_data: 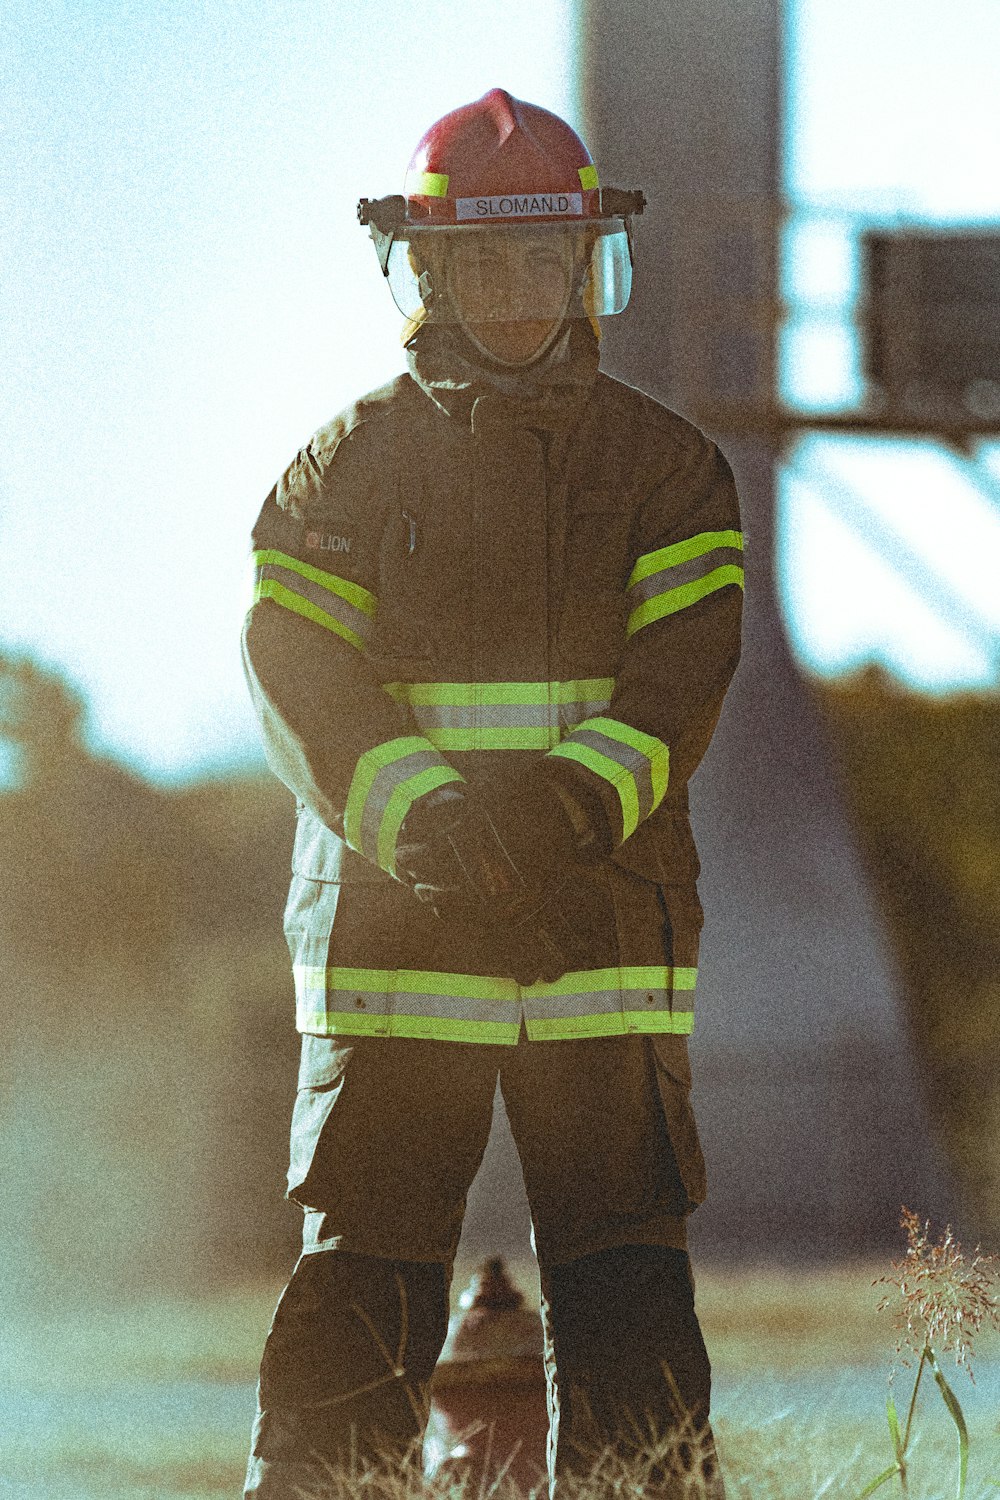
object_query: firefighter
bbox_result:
[242,88,742,1499]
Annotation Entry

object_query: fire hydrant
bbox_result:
[425,1256,548,1492]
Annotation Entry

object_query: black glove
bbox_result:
[396,774,599,984]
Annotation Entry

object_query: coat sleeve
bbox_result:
[543,432,743,849]
[242,439,464,878]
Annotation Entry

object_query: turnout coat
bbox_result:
[243,350,743,1047]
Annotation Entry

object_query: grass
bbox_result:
[0,1261,997,1499]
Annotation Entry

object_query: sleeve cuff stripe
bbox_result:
[377,764,463,877]
[548,740,641,840]
[345,737,463,876]
[573,715,669,776]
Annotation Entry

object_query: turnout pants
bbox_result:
[245,1030,724,1498]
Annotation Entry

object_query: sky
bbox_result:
[2,0,999,782]
[1,0,575,780]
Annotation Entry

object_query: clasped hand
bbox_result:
[395,778,596,985]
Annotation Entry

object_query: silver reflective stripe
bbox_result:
[628,547,745,610]
[389,987,522,1025]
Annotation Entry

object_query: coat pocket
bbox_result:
[291,807,390,887]
[283,873,341,972]
[287,1035,357,1203]
[649,1033,708,1211]
[291,808,345,883]
[563,491,634,591]
[612,805,701,887]
[613,810,704,975]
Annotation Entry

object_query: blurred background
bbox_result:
[2,0,999,1317]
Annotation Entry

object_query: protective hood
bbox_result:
[405,316,600,433]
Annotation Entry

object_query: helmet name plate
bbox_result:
[456,193,583,222]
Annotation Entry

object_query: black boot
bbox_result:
[244,1250,449,1499]
[542,1244,725,1500]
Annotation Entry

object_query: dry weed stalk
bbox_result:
[874,1206,999,1383]
[857,1206,999,1500]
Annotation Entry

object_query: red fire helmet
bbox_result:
[404,87,601,226]
[358,89,645,329]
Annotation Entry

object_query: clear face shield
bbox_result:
[380,218,635,326]
[358,188,644,365]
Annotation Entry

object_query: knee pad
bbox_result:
[259,1249,449,1411]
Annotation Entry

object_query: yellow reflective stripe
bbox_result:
[578,164,599,191]
[548,740,641,839]
[320,967,518,999]
[628,530,744,588]
[385,1014,519,1042]
[406,170,449,197]
[297,1011,694,1043]
[252,548,376,616]
[420,727,557,751]
[627,564,745,637]
[673,967,697,991]
[383,679,614,706]
[526,1010,695,1041]
[523,965,665,997]
[296,1012,520,1044]
[253,579,366,652]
